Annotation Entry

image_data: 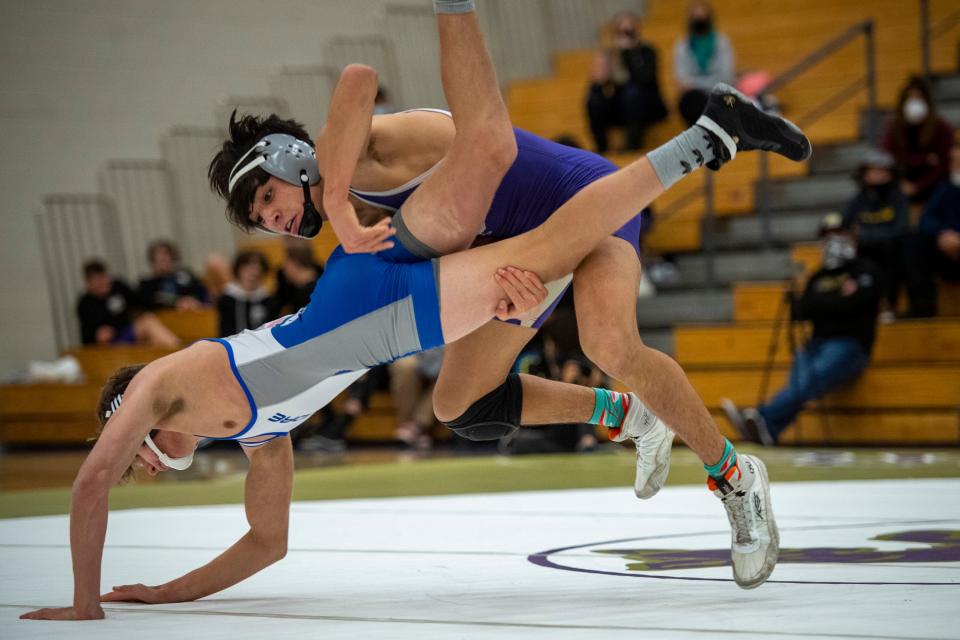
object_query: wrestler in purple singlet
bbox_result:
[348,115,645,327]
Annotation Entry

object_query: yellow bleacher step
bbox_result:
[674,320,960,367]
[67,345,175,383]
[685,365,960,410]
[710,408,960,445]
[735,281,960,321]
[154,309,218,344]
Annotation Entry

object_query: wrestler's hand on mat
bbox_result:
[101,583,174,604]
[494,266,549,321]
[20,605,104,621]
[326,200,395,254]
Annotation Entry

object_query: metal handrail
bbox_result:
[658,19,878,280]
[755,19,877,248]
[921,0,960,79]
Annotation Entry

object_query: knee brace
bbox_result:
[442,373,522,441]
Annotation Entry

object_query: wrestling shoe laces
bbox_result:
[608,394,675,499]
[695,82,812,170]
[709,454,780,589]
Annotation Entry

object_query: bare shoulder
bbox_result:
[369,110,454,165]
[152,341,250,435]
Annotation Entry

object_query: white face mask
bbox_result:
[143,432,195,471]
[105,394,195,471]
[822,236,856,270]
[903,97,929,125]
[951,171,960,187]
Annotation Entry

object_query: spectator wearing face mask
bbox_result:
[673,0,735,127]
[905,129,960,317]
[881,77,954,205]
[842,149,909,322]
[721,214,882,445]
[586,12,668,153]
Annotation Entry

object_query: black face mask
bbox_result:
[689,17,712,35]
[863,181,894,201]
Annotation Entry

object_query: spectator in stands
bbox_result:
[77,260,179,348]
[273,239,323,316]
[586,11,667,153]
[881,77,954,206]
[842,149,909,322]
[722,214,882,445]
[217,250,273,336]
[673,0,735,126]
[137,240,209,310]
[905,129,960,317]
[391,348,444,450]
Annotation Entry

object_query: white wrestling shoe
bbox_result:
[710,454,780,589]
[609,394,675,499]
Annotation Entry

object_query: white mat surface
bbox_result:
[2,479,959,639]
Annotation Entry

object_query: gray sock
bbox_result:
[434,0,475,13]
[646,126,718,189]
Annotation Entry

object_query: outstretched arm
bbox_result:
[320,64,395,254]
[21,364,167,621]
[101,437,293,605]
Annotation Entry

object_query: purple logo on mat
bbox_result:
[528,529,960,586]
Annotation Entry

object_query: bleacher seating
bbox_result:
[507,0,959,255]
[5,1,958,449]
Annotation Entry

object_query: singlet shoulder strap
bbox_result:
[348,161,443,198]
[399,107,453,118]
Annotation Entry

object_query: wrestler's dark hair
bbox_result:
[208,109,314,233]
[92,363,148,483]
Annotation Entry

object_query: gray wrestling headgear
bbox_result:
[228,133,324,238]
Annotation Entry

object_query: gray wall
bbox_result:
[0,0,642,373]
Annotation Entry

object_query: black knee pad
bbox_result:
[442,373,523,441]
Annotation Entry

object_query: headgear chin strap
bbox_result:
[228,133,324,239]
[104,394,195,471]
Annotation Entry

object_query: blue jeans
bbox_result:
[758,337,870,441]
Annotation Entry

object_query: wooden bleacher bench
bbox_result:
[709,408,960,445]
[66,345,176,382]
[507,0,957,255]
[680,289,960,444]
[0,345,178,445]
[674,319,960,367]
[153,308,217,343]
[734,279,960,322]
[0,383,101,445]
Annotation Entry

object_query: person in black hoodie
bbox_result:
[217,251,274,336]
[842,149,909,321]
[722,214,882,445]
[77,259,179,348]
[905,129,960,317]
[137,240,209,310]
